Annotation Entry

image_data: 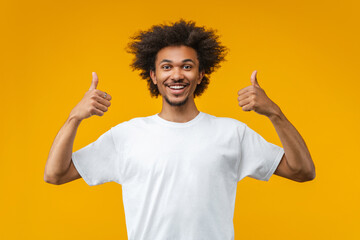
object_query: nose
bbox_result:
[171,67,184,81]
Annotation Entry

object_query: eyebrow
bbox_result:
[159,59,195,64]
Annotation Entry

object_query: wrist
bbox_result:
[268,104,284,122]
[67,114,82,126]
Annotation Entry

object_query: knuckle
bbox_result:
[90,90,97,96]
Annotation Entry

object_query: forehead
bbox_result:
[155,45,198,64]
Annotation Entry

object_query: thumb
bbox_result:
[89,72,98,90]
[250,70,260,87]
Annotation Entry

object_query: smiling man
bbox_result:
[152,46,202,108]
[44,19,315,240]
[150,45,204,118]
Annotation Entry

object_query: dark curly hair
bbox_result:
[126,19,228,98]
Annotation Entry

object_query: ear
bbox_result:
[150,69,157,85]
[197,70,205,85]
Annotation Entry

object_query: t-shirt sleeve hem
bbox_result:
[72,152,95,186]
[263,148,285,181]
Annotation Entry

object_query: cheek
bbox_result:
[157,72,171,82]
[188,73,200,83]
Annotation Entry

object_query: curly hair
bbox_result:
[126,19,228,98]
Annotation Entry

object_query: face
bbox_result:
[150,45,204,107]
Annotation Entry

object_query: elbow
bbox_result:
[44,164,66,185]
[296,159,316,182]
[299,173,315,182]
[308,169,316,181]
[44,173,62,185]
[306,162,316,181]
[297,169,316,182]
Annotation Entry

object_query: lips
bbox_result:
[166,83,189,87]
[166,84,189,95]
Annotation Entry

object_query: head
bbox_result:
[126,19,228,100]
[149,45,203,107]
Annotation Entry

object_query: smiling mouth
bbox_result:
[166,83,189,88]
[166,84,189,94]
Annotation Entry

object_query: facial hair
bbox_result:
[164,94,189,107]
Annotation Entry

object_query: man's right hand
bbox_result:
[69,72,112,121]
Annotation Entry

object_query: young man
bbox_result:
[44,19,315,239]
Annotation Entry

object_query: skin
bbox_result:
[44,45,315,184]
[44,72,111,184]
[237,71,315,181]
[151,45,315,182]
[150,45,204,123]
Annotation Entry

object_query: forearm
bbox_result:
[269,106,315,178]
[44,115,82,182]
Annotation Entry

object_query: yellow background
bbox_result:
[1,0,359,239]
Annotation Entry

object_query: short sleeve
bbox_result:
[237,124,284,182]
[72,127,120,186]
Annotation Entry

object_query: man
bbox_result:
[44,19,315,239]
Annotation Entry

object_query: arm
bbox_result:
[237,70,315,182]
[44,116,82,185]
[269,108,315,182]
[44,72,112,185]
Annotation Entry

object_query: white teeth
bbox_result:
[169,86,185,89]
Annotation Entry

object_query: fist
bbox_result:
[237,70,279,118]
[69,72,112,121]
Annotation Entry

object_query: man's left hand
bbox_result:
[237,70,280,118]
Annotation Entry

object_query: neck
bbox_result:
[158,97,200,123]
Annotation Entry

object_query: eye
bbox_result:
[183,65,192,70]
[162,65,171,70]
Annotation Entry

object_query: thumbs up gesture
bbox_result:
[237,70,280,118]
[69,72,112,122]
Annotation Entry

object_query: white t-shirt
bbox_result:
[72,111,284,240]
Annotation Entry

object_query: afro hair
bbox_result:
[126,19,228,98]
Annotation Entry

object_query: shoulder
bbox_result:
[111,115,155,133]
[201,112,248,138]
[203,112,247,129]
[109,116,152,144]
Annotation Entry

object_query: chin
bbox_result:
[164,95,189,107]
